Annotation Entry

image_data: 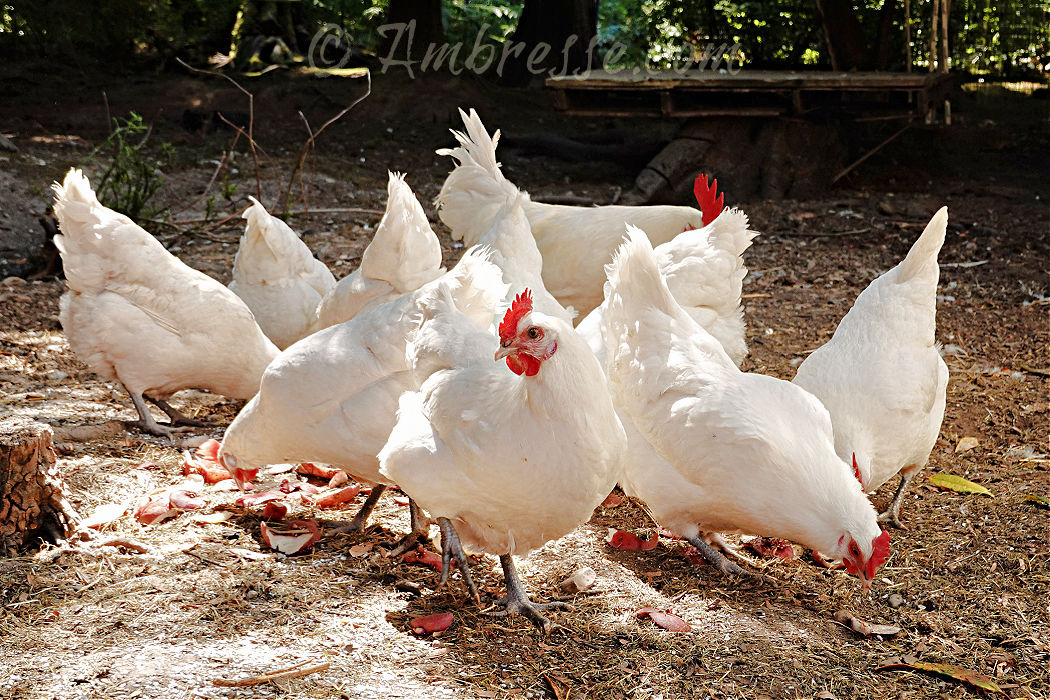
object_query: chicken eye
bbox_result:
[849,543,861,557]
[527,327,540,339]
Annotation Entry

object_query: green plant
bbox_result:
[88,112,173,222]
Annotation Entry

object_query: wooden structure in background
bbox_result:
[546,70,953,121]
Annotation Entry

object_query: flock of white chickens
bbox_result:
[50,108,949,632]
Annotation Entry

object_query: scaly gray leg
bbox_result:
[146,397,211,427]
[437,517,480,604]
[686,535,751,576]
[485,554,568,633]
[124,387,177,437]
[878,470,915,530]
[328,484,387,535]
[386,499,432,558]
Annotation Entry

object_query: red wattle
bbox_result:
[505,354,542,376]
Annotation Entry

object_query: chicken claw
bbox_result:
[146,397,212,428]
[384,499,432,558]
[686,535,760,578]
[437,518,480,604]
[876,468,918,530]
[483,555,568,633]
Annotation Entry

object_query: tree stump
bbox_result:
[0,418,80,555]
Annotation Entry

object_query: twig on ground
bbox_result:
[212,661,330,687]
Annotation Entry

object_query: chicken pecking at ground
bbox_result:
[217,248,506,538]
[52,168,279,437]
[576,175,755,367]
[793,208,950,529]
[310,172,445,333]
[379,287,626,631]
[602,226,890,591]
[435,108,709,316]
[228,197,335,350]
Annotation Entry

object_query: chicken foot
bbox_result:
[124,387,185,437]
[437,517,480,604]
[484,554,568,633]
[328,484,387,535]
[877,466,919,529]
[384,499,432,558]
[145,397,211,428]
[685,535,751,577]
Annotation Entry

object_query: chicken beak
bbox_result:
[494,344,515,361]
[859,571,873,593]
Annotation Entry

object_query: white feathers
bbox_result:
[229,197,335,349]
[52,168,278,403]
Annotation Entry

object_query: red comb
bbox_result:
[870,530,891,571]
[694,173,724,226]
[851,453,863,486]
[499,289,533,342]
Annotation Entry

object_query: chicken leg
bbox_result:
[437,517,480,604]
[146,396,211,428]
[686,535,750,576]
[329,484,387,535]
[877,465,920,529]
[485,554,568,633]
[124,387,181,437]
[384,499,432,558]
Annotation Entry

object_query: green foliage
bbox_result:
[444,0,522,48]
[89,113,173,222]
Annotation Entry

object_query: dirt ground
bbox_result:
[0,67,1047,699]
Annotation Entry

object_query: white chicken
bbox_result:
[52,168,279,436]
[228,197,336,349]
[217,248,506,535]
[380,287,626,631]
[602,226,890,591]
[311,172,444,332]
[576,182,755,367]
[436,108,709,316]
[793,208,949,528]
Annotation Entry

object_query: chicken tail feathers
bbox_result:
[606,225,680,320]
[360,172,445,293]
[896,206,947,284]
[435,108,522,245]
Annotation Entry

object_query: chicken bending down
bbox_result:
[602,226,890,592]
[436,108,707,316]
[380,289,626,631]
[52,168,279,436]
[218,248,506,540]
[311,172,445,333]
[228,197,335,349]
[577,176,755,367]
[793,208,949,528]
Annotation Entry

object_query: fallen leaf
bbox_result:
[402,547,443,571]
[606,529,659,551]
[636,607,690,632]
[600,492,624,508]
[876,660,1005,694]
[260,520,320,555]
[954,436,980,453]
[348,543,372,558]
[279,479,321,495]
[296,462,342,479]
[928,473,993,496]
[833,609,901,637]
[81,503,127,529]
[544,673,572,700]
[1024,494,1050,508]
[410,612,453,635]
[261,502,289,521]
[305,485,361,508]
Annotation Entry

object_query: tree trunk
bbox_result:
[502,0,598,85]
[0,419,79,556]
[815,0,869,71]
[382,0,445,60]
[873,0,898,69]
